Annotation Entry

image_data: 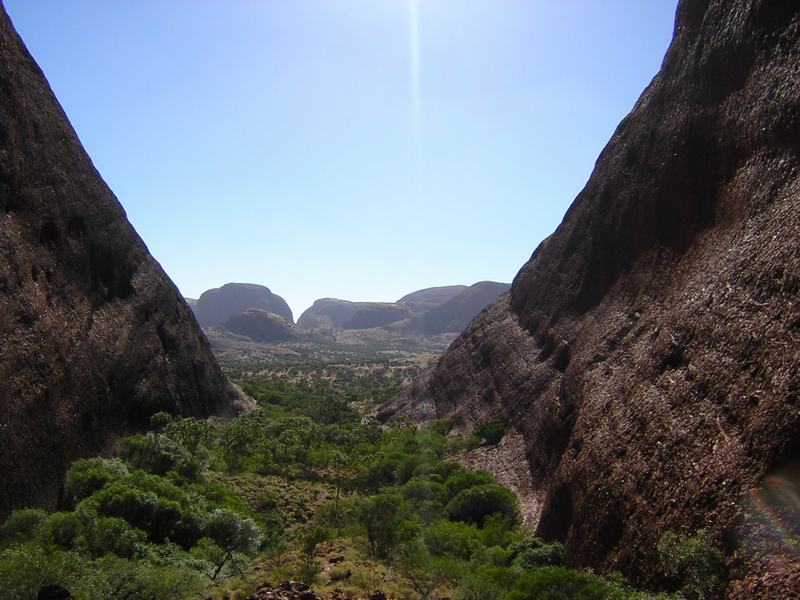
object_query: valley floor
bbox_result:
[0,342,719,600]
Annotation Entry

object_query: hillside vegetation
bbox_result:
[0,369,722,599]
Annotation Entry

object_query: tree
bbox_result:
[397,540,454,600]
[445,484,518,527]
[359,494,418,559]
[298,524,334,583]
[657,529,723,600]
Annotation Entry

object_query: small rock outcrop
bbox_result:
[390,1,800,596]
[194,282,294,327]
[224,309,297,342]
[0,5,245,519]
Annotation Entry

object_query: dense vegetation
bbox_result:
[0,376,721,599]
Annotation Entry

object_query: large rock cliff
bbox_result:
[0,4,245,519]
[389,1,800,596]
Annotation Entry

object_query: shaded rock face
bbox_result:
[396,285,468,313]
[393,0,800,594]
[194,283,294,327]
[0,6,244,519]
[297,298,410,331]
[341,303,411,330]
[407,281,510,336]
[224,309,297,342]
[298,284,506,334]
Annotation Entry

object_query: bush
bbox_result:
[402,477,445,503]
[84,481,203,549]
[163,417,217,461]
[204,509,261,556]
[441,469,496,502]
[397,539,457,600]
[359,494,418,558]
[453,565,515,600]
[38,511,146,558]
[119,433,199,479]
[657,529,723,600]
[505,566,625,600]
[65,458,130,501]
[473,420,505,446]
[480,514,523,548]
[0,510,47,547]
[423,520,482,559]
[509,536,564,568]
[445,484,518,527]
[0,543,99,600]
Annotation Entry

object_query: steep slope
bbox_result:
[223,309,297,342]
[407,281,510,335]
[0,6,246,519]
[389,1,800,595]
[297,298,410,331]
[396,285,468,313]
[194,282,294,327]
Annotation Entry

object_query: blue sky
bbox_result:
[5,1,678,317]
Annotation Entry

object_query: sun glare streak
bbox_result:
[409,0,422,146]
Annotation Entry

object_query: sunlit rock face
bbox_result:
[391,0,800,595]
[0,6,246,519]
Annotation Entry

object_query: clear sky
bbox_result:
[5,0,678,318]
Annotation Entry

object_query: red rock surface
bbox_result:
[386,1,800,596]
[0,4,248,519]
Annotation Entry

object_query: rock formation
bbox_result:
[194,282,294,327]
[406,281,510,335]
[0,5,246,520]
[298,284,508,334]
[387,1,800,596]
[224,309,297,342]
[297,299,410,331]
[396,285,467,313]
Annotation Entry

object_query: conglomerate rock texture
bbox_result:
[0,4,246,519]
[389,1,800,596]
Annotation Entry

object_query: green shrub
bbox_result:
[397,539,458,600]
[359,494,418,558]
[204,509,261,555]
[65,458,129,501]
[163,417,217,460]
[473,420,505,446]
[423,519,483,559]
[119,433,198,479]
[38,511,146,558]
[505,566,625,600]
[94,555,207,600]
[509,536,564,568]
[83,481,203,549]
[0,509,47,547]
[657,529,723,600]
[441,469,496,502]
[445,484,518,527]
[454,564,516,600]
[0,543,100,600]
[402,477,445,503]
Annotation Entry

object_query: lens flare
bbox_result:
[741,461,800,560]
